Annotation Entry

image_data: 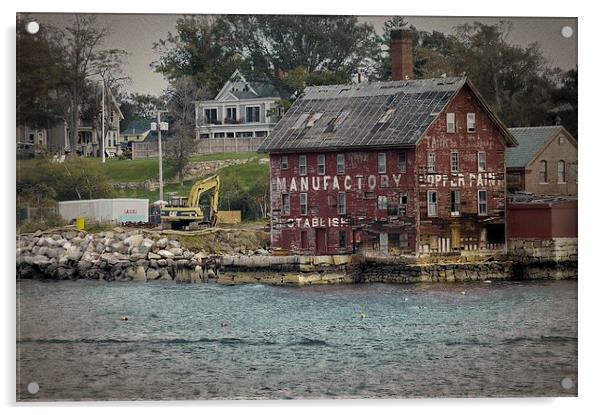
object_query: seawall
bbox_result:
[16,229,577,284]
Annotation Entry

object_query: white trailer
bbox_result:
[58,199,149,224]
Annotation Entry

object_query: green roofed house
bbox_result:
[506,126,577,196]
[119,118,153,146]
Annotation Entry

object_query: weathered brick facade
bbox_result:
[268,83,511,256]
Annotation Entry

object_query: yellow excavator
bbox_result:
[160,175,220,230]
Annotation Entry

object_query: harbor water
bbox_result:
[16,279,577,400]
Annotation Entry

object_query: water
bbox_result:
[16,279,577,401]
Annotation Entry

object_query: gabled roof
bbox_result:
[121,119,153,135]
[214,70,281,102]
[258,77,516,153]
[506,126,567,168]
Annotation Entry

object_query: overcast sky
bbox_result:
[29,13,577,96]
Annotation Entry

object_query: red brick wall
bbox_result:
[269,149,417,254]
[416,84,508,251]
[508,202,577,239]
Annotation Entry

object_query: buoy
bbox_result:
[120,316,129,321]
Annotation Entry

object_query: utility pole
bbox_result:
[101,79,106,163]
[154,110,169,203]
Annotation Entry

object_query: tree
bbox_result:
[163,76,208,185]
[550,69,578,138]
[117,92,163,130]
[55,15,128,153]
[16,15,65,129]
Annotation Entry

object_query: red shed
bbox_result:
[258,30,517,256]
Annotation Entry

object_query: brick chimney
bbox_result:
[390,29,415,81]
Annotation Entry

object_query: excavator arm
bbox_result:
[187,174,220,224]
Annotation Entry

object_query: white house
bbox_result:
[195,70,283,142]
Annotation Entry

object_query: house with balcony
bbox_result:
[195,70,283,147]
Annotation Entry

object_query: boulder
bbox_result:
[146,268,160,280]
[148,252,161,260]
[183,250,194,260]
[155,238,169,249]
[157,249,174,259]
[158,268,172,280]
[169,247,183,256]
[124,234,144,248]
[157,259,168,267]
[132,266,146,282]
[137,239,154,255]
[168,240,181,249]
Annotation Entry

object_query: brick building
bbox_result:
[258,30,517,256]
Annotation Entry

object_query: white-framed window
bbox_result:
[377,195,388,210]
[245,106,261,123]
[281,193,290,215]
[446,113,455,133]
[204,108,218,124]
[539,160,548,183]
[225,107,237,121]
[281,155,289,170]
[336,154,345,174]
[558,160,566,183]
[427,152,436,173]
[450,151,459,173]
[399,192,408,216]
[467,113,476,133]
[317,154,326,175]
[300,192,308,215]
[399,151,406,173]
[337,192,346,215]
[451,190,461,216]
[427,190,438,217]
[378,152,387,174]
[478,151,486,172]
[299,155,307,176]
[478,190,487,215]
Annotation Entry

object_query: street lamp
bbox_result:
[151,111,169,203]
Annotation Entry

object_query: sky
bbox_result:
[29,13,577,96]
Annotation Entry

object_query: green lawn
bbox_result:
[17,151,265,184]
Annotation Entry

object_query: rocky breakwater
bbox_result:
[16,229,220,283]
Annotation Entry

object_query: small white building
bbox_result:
[195,70,283,142]
[58,199,149,224]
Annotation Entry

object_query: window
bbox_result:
[339,230,347,249]
[446,113,455,133]
[450,151,459,173]
[246,106,261,123]
[363,191,376,199]
[255,131,268,137]
[213,132,225,138]
[478,151,486,172]
[300,193,308,215]
[478,190,487,215]
[539,160,548,183]
[336,154,345,174]
[306,112,323,127]
[399,192,408,216]
[317,154,326,175]
[377,195,388,210]
[337,192,346,215]
[204,108,218,124]
[226,107,237,121]
[281,155,289,170]
[451,190,460,216]
[226,132,235,138]
[427,152,436,173]
[378,153,387,174]
[292,113,310,129]
[399,151,407,173]
[558,160,566,183]
[299,155,307,176]
[427,191,438,217]
[467,113,476,133]
[281,194,290,215]
[399,232,409,249]
[377,108,396,124]
[559,135,565,145]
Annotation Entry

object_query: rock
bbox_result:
[207,268,216,278]
[46,248,59,259]
[157,259,168,267]
[193,251,209,261]
[137,239,154,255]
[156,238,169,249]
[158,268,172,281]
[31,255,50,266]
[157,249,174,259]
[66,247,83,262]
[169,247,183,256]
[77,260,93,272]
[256,248,269,256]
[124,234,144,248]
[132,266,146,282]
[146,268,160,280]
[56,267,75,280]
[183,250,193,260]
[148,252,161,260]
[33,230,42,237]
[168,240,181,249]
[130,253,147,261]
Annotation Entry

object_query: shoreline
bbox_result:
[16,228,578,285]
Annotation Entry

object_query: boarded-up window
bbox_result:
[399,151,407,173]
[281,193,290,215]
[339,230,347,249]
[539,160,548,183]
[446,113,455,133]
[301,230,308,249]
[399,192,408,216]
